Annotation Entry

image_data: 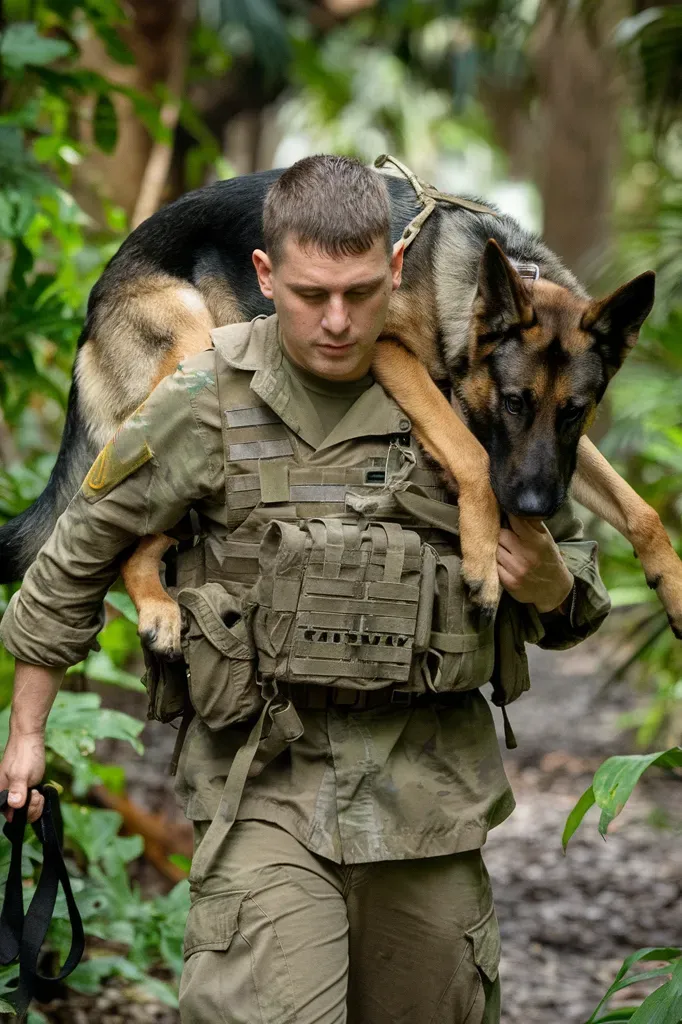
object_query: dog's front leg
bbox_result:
[372,340,501,614]
[121,534,183,657]
[572,435,682,638]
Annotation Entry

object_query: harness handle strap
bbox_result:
[0,785,85,1020]
[374,154,499,231]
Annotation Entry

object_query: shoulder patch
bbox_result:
[82,429,153,503]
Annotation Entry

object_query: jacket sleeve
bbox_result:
[532,498,612,650]
[0,358,220,668]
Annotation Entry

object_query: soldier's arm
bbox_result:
[0,356,221,821]
[0,662,62,822]
[0,358,220,668]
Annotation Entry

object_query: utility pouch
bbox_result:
[178,582,262,730]
[419,553,496,694]
[246,518,436,692]
[142,645,189,723]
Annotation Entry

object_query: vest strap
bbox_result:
[430,624,495,653]
[189,693,304,889]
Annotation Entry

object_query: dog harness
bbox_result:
[374,153,541,281]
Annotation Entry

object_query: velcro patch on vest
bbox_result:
[225,405,281,428]
[82,432,153,503]
[229,439,294,461]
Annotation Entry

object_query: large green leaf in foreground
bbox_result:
[562,747,682,850]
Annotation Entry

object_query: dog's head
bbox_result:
[454,239,655,519]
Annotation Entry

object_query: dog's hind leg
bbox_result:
[372,340,501,615]
[93,282,219,658]
[572,435,682,638]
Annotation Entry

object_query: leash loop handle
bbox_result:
[0,785,85,1019]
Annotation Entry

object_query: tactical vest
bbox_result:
[145,321,532,758]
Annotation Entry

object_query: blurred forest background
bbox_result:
[0,0,680,1021]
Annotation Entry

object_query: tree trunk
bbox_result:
[530,0,626,286]
[73,0,182,222]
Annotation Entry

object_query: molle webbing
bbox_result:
[218,351,449,534]
[248,519,433,687]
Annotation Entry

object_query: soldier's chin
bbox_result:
[314,343,366,377]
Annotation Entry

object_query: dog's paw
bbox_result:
[461,561,500,620]
[641,554,682,640]
[653,578,682,640]
[138,598,183,660]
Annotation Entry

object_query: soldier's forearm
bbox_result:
[9,661,65,737]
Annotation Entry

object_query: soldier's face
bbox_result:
[252,235,403,381]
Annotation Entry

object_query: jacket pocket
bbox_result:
[465,904,501,983]
[422,554,496,693]
[178,582,262,730]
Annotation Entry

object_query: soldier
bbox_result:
[0,155,611,1023]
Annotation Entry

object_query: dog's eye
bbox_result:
[504,395,524,415]
[563,405,584,423]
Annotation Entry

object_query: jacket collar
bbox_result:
[211,314,411,449]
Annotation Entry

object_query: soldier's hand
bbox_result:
[0,731,46,823]
[497,514,574,614]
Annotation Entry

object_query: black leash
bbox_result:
[0,786,85,1020]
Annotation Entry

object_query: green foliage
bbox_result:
[563,750,682,1020]
[0,687,144,796]
[583,948,682,1024]
[562,747,682,850]
[0,799,188,1011]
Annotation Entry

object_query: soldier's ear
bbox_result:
[581,271,655,376]
[253,248,274,299]
[475,239,534,336]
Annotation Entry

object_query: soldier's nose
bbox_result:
[321,297,350,336]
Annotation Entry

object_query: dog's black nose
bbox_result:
[513,488,556,518]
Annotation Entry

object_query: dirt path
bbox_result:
[41,617,682,1023]
[488,626,681,1024]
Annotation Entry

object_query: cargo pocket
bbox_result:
[182,891,297,1024]
[183,890,248,959]
[178,582,262,730]
[465,904,501,984]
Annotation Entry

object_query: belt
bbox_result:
[277,682,475,711]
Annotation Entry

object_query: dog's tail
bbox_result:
[0,376,97,582]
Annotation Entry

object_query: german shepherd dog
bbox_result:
[2,160,681,655]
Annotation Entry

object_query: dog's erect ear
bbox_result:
[476,239,534,335]
[581,271,655,373]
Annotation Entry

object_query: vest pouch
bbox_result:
[421,554,496,693]
[142,644,189,724]
[247,518,428,692]
[178,582,261,730]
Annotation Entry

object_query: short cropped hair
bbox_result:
[263,154,392,265]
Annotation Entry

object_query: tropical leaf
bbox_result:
[564,748,682,848]
[0,23,72,70]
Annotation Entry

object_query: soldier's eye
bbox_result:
[504,395,524,415]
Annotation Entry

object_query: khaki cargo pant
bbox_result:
[179,819,501,1024]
